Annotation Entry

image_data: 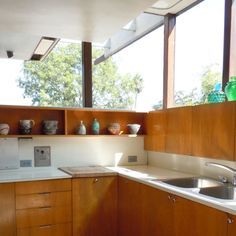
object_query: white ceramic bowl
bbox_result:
[0,123,10,135]
[127,124,141,134]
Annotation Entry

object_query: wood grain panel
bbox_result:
[15,179,71,195]
[144,110,166,152]
[0,183,16,236]
[17,222,72,236]
[174,196,227,236]
[66,110,146,135]
[118,177,174,236]
[73,176,117,236]
[192,102,235,160]
[16,191,71,210]
[166,106,192,155]
[227,214,236,236]
[16,206,71,228]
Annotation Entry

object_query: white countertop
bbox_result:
[0,167,71,183]
[108,165,236,215]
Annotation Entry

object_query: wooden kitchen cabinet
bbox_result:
[15,179,72,236]
[192,102,235,160]
[174,196,228,236]
[165,106,192,155]
[227,214,236,236]
[72,176,117,236]
[144,110,166,152]
[119,177,230,236]
[118,177,174,236]
[0,183,16,236]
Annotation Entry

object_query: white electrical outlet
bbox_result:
[34,146,51,167]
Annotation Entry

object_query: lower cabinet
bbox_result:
[15,179,72,236]
[72,176,117,236]
[0,183,16,236]
[118,176,232,236]
[228,215,236,236]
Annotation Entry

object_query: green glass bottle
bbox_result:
[92,118,100,135]
[225,76,236,101]
[207,83,226,103]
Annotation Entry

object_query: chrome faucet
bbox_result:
[205,162,236,186]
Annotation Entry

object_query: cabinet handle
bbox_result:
[94,178,99,183]
[172,197,176,203]
[168,195,172,200]
[227,218,234,224]
[39,224,52,228]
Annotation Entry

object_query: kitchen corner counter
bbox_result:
[108,165,236,215]
[0,167,71,183]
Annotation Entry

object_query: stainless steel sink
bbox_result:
[158,177,223,188]
[199,185,236,200]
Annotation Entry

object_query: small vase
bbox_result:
[77,120,86,135]
[92,118,100,135]
[225,76,236,101]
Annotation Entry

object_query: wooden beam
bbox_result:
[82,42,92,107]
[222,0,232,89]
[163,14,176,109]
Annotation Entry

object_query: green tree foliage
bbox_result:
[152,64,222,110]
[18,43,143,109]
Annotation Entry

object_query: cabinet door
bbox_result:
[0,183,16,236]
[166,107,192,155]
[174,197,227,236]
[192,102,235,160]
[118,177,174,236]
[73,176,117,236]
[144,110,166,152]
[227,214,236,236]
[118,177,144,236]
[141,184,174,236]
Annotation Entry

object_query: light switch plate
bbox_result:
[34,146,51,167]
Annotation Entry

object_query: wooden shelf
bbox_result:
[0,106,146,137]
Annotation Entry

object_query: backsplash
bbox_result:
[148,151,236,182]
[17,136,147,168]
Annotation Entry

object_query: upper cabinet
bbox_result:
[192,102,235,161]
[145,102,236,161]
[144,110,166,152]
[166,107,192,155]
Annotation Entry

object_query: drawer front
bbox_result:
[16,206,72,228]
[17,223,72,236]
[15,179,71,195]
[16,191,71,209]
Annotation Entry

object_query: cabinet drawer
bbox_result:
[16,191,71,209]
[16,206,72,228]
[15,179,71,195]
[17,223,72,236]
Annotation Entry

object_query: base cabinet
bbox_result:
[72,176,117,236]
[0,183,16,236]
[118,177,231,236]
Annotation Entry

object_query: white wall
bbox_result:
[148,151,236,182]
[17,136,147,167]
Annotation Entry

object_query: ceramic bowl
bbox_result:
[107,123,120,135]
[127,124,141,134]
[0,123,10,135]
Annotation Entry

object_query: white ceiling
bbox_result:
[0,0,198,60]
[0,0,157,60]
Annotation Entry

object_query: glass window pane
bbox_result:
[174,0,225,107]
[92,26,164,111]
[0,40,82,107]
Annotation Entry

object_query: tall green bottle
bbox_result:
[225,76,236,101]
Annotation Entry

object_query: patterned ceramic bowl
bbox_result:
[107,123,121,135]
[0,123,10,135]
